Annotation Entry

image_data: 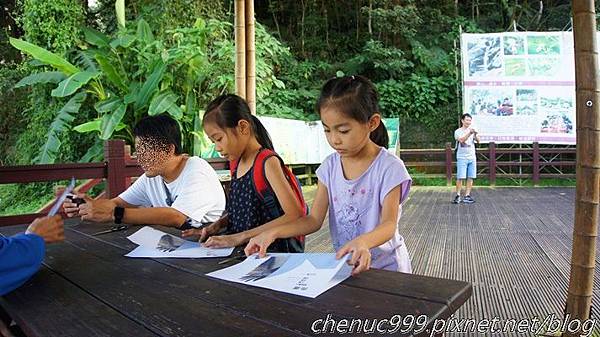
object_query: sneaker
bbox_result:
[463,195,475,204]
[452,195,461,204]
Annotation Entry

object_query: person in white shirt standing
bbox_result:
[63,114,226,229]
[453,113,480,204]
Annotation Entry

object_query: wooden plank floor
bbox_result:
[304,186,599,336]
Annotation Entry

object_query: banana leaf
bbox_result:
[51,71,100,97]
[100,103,127,140]
[35,92,87,164]
[10,38,80,75]
[14,72,66,88]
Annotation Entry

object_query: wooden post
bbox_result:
[105,140,127,198]
[564,1,600,334]
[532,142,540,186]
[245,0,256,114]
[488,142,496,186]
[445,142,453,186]
[235,0,246,98]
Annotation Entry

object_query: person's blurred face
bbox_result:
[134,137,173,177]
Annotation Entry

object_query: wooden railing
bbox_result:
[0,140,228,227]
[400,142,576,186]
[0,141,576,226]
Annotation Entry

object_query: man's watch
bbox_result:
[114,206,125,224]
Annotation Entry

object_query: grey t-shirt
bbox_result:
[454,128,476,160]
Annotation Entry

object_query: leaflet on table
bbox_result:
[206,253,352,298]
[125,226,233,258]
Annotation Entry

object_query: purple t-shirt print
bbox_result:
[316,148,413,272]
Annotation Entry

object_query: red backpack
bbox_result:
[230,148,307,252]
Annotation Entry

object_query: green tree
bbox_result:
[11,17,291,161]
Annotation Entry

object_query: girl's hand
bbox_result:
[336,238,372,276]
[181,220,225,242]
[204,233,243,248]
[244,231,276,258]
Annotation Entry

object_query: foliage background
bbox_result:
[0,0,583,214]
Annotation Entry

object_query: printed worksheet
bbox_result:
[125,226,233,258]
[207,253,352,298]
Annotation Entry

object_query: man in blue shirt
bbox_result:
[0,215,64,295]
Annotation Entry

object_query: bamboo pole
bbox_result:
[234,0,246,98]
[245,0,256,114]
[563,1,600,335]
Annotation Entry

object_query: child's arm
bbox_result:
[244,181,330,257]
[204,157,304,248]
[181,214,228,242]
[336,186,401,275]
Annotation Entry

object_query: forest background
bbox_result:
[0,0,580,213]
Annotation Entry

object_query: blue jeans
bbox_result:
[457,158,476,180]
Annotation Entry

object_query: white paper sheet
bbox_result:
[206,253,352,298]
[125,226,234,258]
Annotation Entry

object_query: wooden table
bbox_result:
[0,220,471,337]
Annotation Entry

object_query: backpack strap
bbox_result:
[229,159,239,178]
[251,149,307,216]
[251,149,276,201]
[251,149,308,248]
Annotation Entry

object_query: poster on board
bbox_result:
[461,32,576,144]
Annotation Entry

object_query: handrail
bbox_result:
[0,140,229,226]
[398,142,575,186]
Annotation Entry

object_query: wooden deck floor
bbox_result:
[304,186,599,335]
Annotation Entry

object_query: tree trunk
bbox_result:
[301,0,306,57]
[563,1,600,336]
[268,0,282,40]
[454,0,459,16]
[368,0,373,36]
[534,0,544,29]
[356,0,360,41]
[323,1,330,49]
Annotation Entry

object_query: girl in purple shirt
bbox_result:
[246,75,412,275]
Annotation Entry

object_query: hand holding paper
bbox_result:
[207,253,352,298]
[336,238,371,275]
[49,177,75,216]
[204,233,244,249]
[244,230,277,258]
[126,226,234,258]
[25,215,64,243]
[181,217,227,242]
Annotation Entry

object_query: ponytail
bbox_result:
[250,115,274,151]
[371,122,389,148]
